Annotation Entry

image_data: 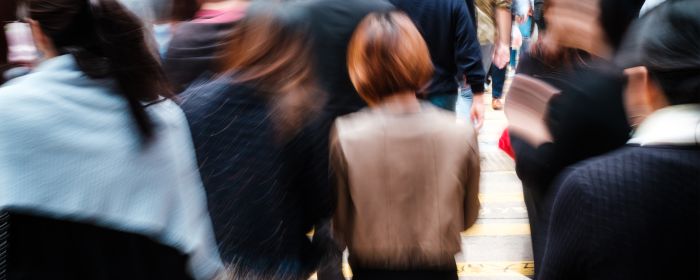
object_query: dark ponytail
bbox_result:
[23,0,173,142]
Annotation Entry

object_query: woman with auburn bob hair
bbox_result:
[331,11,481,280]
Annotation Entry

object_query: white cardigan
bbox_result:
[0,55,222,279]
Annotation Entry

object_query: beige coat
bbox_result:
[331,105,480,269]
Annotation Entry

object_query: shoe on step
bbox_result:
[492,98,503,110]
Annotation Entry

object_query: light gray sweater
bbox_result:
[0,55,222,279]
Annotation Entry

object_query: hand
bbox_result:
[493,43,511,70]
[516,15,528,25]
[470,93,485,130]
[512,27,523,49]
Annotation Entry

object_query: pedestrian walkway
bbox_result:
[311,85,533,280]
[456,91,533,280]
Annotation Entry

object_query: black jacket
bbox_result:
[164,17,240,93]
[304,0,395,115]
[391,0,485,96]
[179,76,332,279]
[511,52,632,273]
[540,145,700,280]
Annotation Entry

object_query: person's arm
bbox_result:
[462,129,481,229]
[454,0,487,129]
[455,0,485,94]
[533,0,546,31]
[493,0,513,69]
[329,125,351,249]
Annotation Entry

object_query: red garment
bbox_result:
[499,128,516,159]
[194,8,246,24]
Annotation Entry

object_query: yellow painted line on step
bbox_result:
[309,223,531,238]
[458,261,534,276]
[479,193,524,203]
[309,261,534,279]
[462,223,531,236]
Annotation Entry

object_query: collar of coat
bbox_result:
[628,104,700,146]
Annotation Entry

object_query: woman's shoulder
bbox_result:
[0,73,59,126]
[179,76,264,113]
[334,105,475,140]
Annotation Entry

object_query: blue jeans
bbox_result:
[456,86,474,123]
[428,94,458,112]
[491,62,507,99]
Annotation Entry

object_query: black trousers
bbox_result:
[351,265,458,280]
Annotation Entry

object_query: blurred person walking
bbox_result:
[508,0,645,274]
[119,0,200,57]
[179,2,331,279]
[0,0,222,279]
[488,1,526,111]
[540,1,700,278]
[474,0,513,110]
[390,0,486,129]
[332,11,481,280]
[164,0,249,92]
[302,1,395,279]
[1,0,19,84]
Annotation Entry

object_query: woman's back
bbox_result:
[180,77,330,278]
[332,104,480,268]
[0,55,221,280]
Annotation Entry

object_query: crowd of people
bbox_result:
[0,0,697,279]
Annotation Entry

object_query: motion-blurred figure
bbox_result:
[332,11,481,280]
[302,0,394,278]
[118,0,199,57]
[540,1,700,278]
[1,0,19,85]
[488,1,526,111]
[164,0,249,92]
[475,0,513,110]
[0,0,222,279]
[390,0,486,128]
[179,2,331,279]
[508,0,645,274]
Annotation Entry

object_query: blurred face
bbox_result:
[545,0,611,58]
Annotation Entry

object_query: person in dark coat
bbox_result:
[540,2,700,278]
[179,3,332,279]
[390,0,486,127]
[509,0,645,274]
[163,0,249,93]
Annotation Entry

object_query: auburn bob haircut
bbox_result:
[347,11,433,106]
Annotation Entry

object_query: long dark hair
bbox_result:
[21,0,173,142]
[221,2,321,140]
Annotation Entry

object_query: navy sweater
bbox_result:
[391,0,485,96]
[179,76,332,279]
[540,145,700,280]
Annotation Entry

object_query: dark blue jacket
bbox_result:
[391,0,485,96]
[540,145,700,280]
[180,76,332,279]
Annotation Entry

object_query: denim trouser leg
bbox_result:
[428,94,458,112]
[491,63,507,99]
[456,86,474,123]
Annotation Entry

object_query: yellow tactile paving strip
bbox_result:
[310,261,534,279]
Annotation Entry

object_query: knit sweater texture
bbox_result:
[539,145,700,280]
